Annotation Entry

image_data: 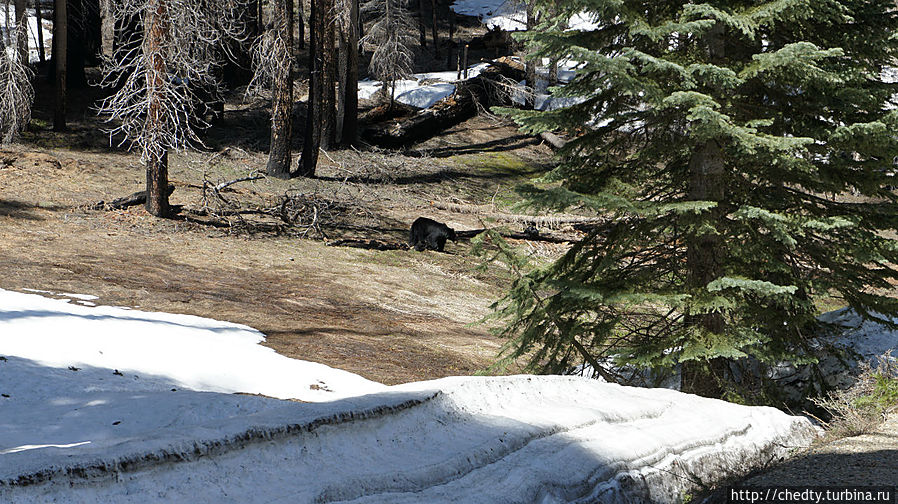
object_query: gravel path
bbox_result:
[740,412,898,486]
[704,412,898,502]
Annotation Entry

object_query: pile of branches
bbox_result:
[194,179,336,238]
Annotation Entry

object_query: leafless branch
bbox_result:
[0,24,33,144]
[96,0,250,160]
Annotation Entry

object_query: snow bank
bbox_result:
[358,63,490,109]
[0,289,385,402]
[0,371,817,503]
[0,289,818,502]
[452,0,527,31]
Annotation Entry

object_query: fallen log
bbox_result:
[456,227,576,244]
[326,239,411,251]
[93,185,175,210]
[329,226,576,251]
[539,131,567,150]
[362,57,525,147]
[429,200,604,228]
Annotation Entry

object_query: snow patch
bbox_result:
[0,289,385,402]
[0,289,818,502]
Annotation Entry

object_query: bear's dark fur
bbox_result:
[409,217,457,252]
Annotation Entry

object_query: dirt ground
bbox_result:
[1,84,562,385]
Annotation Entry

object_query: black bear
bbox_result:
[409,217,457,252]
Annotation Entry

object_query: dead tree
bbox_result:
[362,58,525,146]
[0,24,34,143]
[98,0,247,216]
[14,0,27,65]
[321,0,336,148]
[339,0,359,146]
[298,0,323,177]
[34,0,46,62]
[250,0,294,178]
[360,0,415,107]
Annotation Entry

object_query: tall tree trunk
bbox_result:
[3,2,10,48]
[144,0,169,217]
[416,0,425,47]
[341,0,358,147]
[336,33,346,142]
[320,0,336,149]
[447,0,453,41]
[100,0,113,59]
[299,0,321,177]
[429,0,438,57]
[681,22,727,398]
[266,0,294,178]
[296,0,304,50]
[14,0,27,65]
[34,0,45,63]
[523,1,537,109]
[53,0,67,131]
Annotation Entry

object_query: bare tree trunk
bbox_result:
[415,0,425,47]
[266,0,294,178]
[296,0,304,50]
[99,0,113,59]
[447,0,453,41]
[14,0,27,64]
[523,1,537,109]
[336,33,345,141]
[429,0,438,57]
[681,22,726,398]
[53,0,67,131]
[3,2,10,48]
[144,0,169,217]
[299,0,321,177]
[320,0,336,149]
[341,0,358,147]
[34,0,45,62]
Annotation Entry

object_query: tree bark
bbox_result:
[524,1,538,109]
[266,0,294,179]
[681,21,727,398]
[299,0,322,177]
[296,0,304,50]
[416,0,425,47]
[14,0,27,65]
[99,0,113,59]
[53,0,67,131]
[34,0,45,63]
[429,0,438,57]
[340,0,359,146]
[144,0,169,217]
[320,0,336,149]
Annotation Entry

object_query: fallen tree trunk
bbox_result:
[93,185,175,210]
[429,200,604,228]
[539,131,567,150]
[455,228,576,243]
[362,57,525,147]
[328,226,576,251]
[326,239,411,250]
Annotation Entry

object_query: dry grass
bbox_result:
[0,104,557,385]
[810,354,898,439]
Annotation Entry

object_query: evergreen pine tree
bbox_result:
[492,0,898,399]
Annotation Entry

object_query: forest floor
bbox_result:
[0,79,571,385]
